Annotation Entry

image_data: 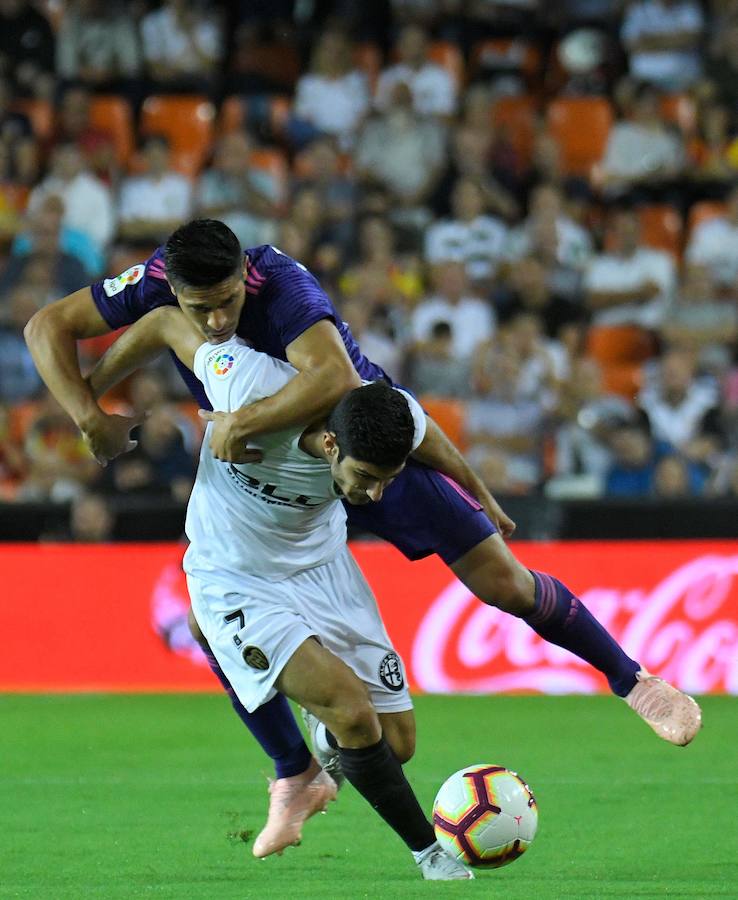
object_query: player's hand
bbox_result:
[476,485,516,539]
[80,411,147,466]
[198,409,264,464]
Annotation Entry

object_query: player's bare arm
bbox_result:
[206,319,362,463]
[87,307,203,400]
[412,418,516,538]
[23,286,148,466]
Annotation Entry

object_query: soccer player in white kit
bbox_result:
[88,305,473,881]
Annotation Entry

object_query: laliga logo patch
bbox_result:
[243,645,269,670]
[102,264,144,297]
[211,352,235,377]
[378,652,404,691]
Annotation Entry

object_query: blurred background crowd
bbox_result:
[2,0,738,538]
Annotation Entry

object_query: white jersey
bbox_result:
[183,337,425,585]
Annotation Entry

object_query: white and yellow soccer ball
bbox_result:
[432,764,538,868]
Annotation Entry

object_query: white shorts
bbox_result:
[187,545,412,715]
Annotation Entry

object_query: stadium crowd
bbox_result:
[2,0,738,524]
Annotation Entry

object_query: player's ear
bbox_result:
[164,275,176,297]
[323,431,339,457]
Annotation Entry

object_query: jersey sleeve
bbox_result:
[395,388,427,452]
[90,249,174,330]
[266,262,338,350]
[193,337,298,413]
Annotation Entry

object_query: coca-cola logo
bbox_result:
[412,554,738,695]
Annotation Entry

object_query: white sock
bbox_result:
[314,721,334,756]
[411,840,440,864]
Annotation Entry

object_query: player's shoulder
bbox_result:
[246,244,313,282]
[99,246,168,299]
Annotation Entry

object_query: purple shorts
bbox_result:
[344,460,496,565]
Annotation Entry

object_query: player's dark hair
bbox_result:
[327,381,415,468]
[164,219,243,291]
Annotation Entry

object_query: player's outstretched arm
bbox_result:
[207,319,362,463]
[412,418,516,538]
[88,307,202,400]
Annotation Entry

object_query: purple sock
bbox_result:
[525,571,640,696]
[203,649,312,779]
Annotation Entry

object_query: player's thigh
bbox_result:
[276,636,376,728]
[450,533,535,614]
[379,709,416,763]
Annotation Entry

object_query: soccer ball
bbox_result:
[432,764,538,868]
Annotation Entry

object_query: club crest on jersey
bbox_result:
[210,351,235,378]
[102,264,144,297]
[243,645,269,670]
[378,652,404,692]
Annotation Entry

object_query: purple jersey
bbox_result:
[91,245,390,409]
[90,244,495,564]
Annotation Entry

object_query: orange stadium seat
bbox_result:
[586,324,655,366]
[659,93,697,136]
[546,96,613,177]
[491,95,539,166]
[601,363,644,400]
[140,94,216,177]
[639,205,683,259]
[428,41,465,89]
[419,395,467,451]
[687,200,727,238]
[88,95,135,166]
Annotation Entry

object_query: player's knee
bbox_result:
[479,563,535,616]
[187,608,210,650]
[326,677,377,744]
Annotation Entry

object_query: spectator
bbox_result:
[339,214,423,312]
[46,84,117,185]
[552,357,634,482]
[686,102,738,193]
[27,142,116,262]
[18,390,99,502]
[703,19,738,110]
[638,348,725,464]
[356,82,447,231]
[140,0,223,95]
[465,346,548,494]
[502,256,582,337]
[425,176,509,290]
[652,454,697,497]
[291,30,370,150]
[0,400,25,496]
[340,298,404,383]
[599,83,685,201]
[375,24,457,118]
[46,490,116,542]
[100,403,195,503]
[226,20,300,95]
[686,184,738,291]
[621,0,704,91]
[0,77,38,185]
[0,200,88,298]
[56,1,142,98]
[507,183,593,271]
[296,137,357,251]
[11,193,103,278]
[0,0,55,99]
[118,135,192,246]
[0,286,43,402]
[604,422,656,496]
[660,265,738,371]
[411,259,495,359]
[407,320,471,398]
[195,130,280,247]
[584,207,676,328]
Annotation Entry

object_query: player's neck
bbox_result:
[298,421,329,460]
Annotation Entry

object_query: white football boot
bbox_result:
[416,842,474,880]
[300,707,345,789]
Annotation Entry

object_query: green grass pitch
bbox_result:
[1,694,735,899]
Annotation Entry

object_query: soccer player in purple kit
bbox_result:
[25,219,702,857]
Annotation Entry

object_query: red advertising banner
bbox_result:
[1,541,737,694]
